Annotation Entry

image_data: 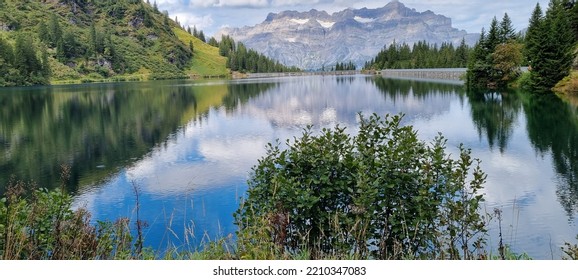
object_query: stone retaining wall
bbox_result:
[380,68,467,81]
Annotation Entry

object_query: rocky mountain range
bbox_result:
[218,1,479,70]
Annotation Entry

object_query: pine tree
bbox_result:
[0,36,14,86]
[89,23,98,57]
[543,0,574,87]
[567,0,578,40]
[499,13,516,43]
[193,26,198,38]
[467,28,492,88]
[525,3,544,67]
[198,30,206,42]
[0,36,14,65]
[208,37,218,47]
[41,46,51,80]
[14,33,43,84]
[61,30,79,61]
[486,17,500,52]
[456,38,469,67]
[529,0,575,91]
[48,14,62,48]
[38,21,50,44]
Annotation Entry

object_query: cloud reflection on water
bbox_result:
[73,76,577,258]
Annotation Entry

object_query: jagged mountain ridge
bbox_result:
[218,1,479,70]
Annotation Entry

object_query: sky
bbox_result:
[154,0,551,38]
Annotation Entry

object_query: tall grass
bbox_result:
[0,166,150,260]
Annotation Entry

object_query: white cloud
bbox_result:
[272,0,324,6]
[175,12,215,30]
[157,0,552,40]
[190,0,270,8]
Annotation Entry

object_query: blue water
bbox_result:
[3,75,575,259]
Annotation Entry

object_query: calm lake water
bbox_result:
[1,75,577,259]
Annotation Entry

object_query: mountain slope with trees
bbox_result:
[0,0,229,87]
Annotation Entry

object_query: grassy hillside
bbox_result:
[0,0,228,86]
[173,27,228,78]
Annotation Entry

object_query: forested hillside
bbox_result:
[0,0,227,86]
[363,39,471,70]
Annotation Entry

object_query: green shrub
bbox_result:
[515,71,532,90]
[236,114,488,259]
[0,176,145,260]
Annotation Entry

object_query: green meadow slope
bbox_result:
[0,0,228,86]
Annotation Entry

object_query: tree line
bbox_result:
[217,35,300,73]
[363,39,471,70]
[332,61,356,71]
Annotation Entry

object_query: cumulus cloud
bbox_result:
[158,0,551,39]
[190,0,270,8]
[173,12,214,30]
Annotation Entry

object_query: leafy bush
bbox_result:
[515,71,532,90]
[236,114,488,259]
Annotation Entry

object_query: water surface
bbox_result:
[1,76,577,259]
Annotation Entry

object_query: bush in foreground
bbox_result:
[236,114,488,260]
[0,174,146,260]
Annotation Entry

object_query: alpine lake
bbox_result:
[1,74,577,259]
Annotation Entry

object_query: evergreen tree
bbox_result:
[208,37,218,47]
[499,13,517,42]
[198,30,206,42]
[528,0,576,91]
[193,26,198,38]
[143,8,153,27]
[163,11,170,26]
[89,23,105,58]
[56,38,66,62]
[0,36,14,65]
[219,35,235,57]
[467,28,494,88]
[41,46,51,80]
[89,23,98,57]
[567,0,578,40]
[525,3,544,67]
[103,32,125,73]
[0,36,15,86]
[486,17,500,51]
[38,21,50,44]
[48,14,62,48]
[456,38,469,67]
[14,33,44,84]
